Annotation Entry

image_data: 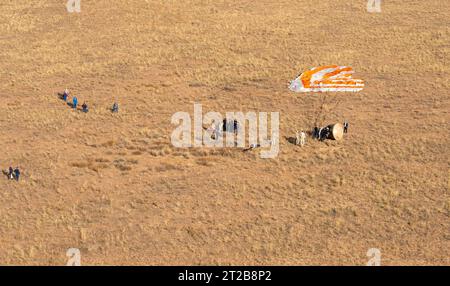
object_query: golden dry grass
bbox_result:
[0,0,449,265]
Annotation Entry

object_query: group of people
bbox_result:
[312,120,349,142]
[62,89,89,113]
[313,126,330,141]
[222,118,239,134]
[207,118,240,140]
[296,120,350,145]
[3,89,120,184]
[61,88,119,113]
[5,166,20,182]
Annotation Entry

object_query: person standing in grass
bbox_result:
[313,127,319,140]
[72,96,78,110]
[63,88,69,101]
[82,102,89,113]
[8,166,14,180]
[300,130,306,147]
[13,167,20,181]
[343,120,349,134]
[295,130,306,147]
[233,119,239,135]
[112,102,119,113]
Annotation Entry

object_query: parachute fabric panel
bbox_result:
[289,65,364,92]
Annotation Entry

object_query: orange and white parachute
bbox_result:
[289,65,364,92]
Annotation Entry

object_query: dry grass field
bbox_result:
[0,0,449,265]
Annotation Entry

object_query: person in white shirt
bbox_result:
[296,130,306,147]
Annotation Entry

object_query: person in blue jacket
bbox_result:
[13,167,20,181]
[72,96,78,110]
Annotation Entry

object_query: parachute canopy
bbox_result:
[289,65,364,93]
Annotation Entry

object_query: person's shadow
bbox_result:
[285,136,297,145]
[57,92,76,109]
[2,169,11,179]
[285,130,314,145]
[57,92,74,107]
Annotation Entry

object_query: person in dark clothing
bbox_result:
[8,166,14,180]
[324,127,331,140]
[222,118,228,132]
[343,120,349,134]
[82,102,89,113]
[73,96,78,110]
[319,127,330,141]
[233,119,239,134]
[13,167,20,181]
[222,118,238,133]
[313,127,320,139]
[112,102,119,113]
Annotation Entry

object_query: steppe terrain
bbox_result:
[0,0,449,265]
